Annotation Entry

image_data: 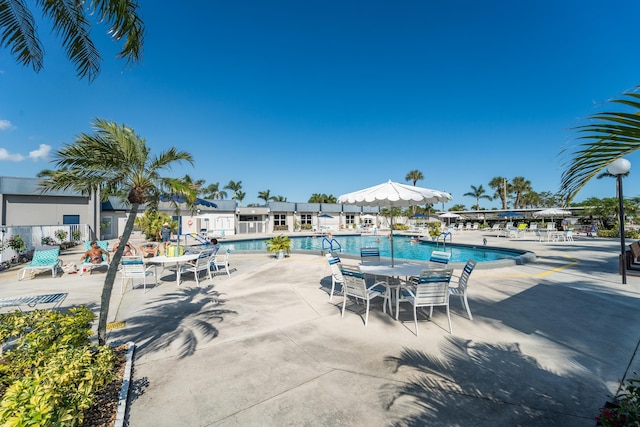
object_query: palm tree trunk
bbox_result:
[97,203,140,345]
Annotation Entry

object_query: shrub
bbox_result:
[596,373,640,426]
[273,225,288,231]
[0,307,115,426]
[72,229,82,241]
[7,235,26,253]
[54,229,69,242]
[41,236,56,246]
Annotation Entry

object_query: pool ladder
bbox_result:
[321,237,342,254]
[436,232,452,247]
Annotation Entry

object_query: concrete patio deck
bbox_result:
[1,230,639,426]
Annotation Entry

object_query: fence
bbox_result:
[0,224,92,263]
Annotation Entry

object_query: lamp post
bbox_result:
[608,158,631,284]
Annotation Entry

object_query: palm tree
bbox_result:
[182,174,205,196]
[463,185,492,210]
[511,177,532,209]
[560,87,640,200]
[225,180,243,201]
[258,190,272,205]
[405,170,424,186]
[489,176,510,209]
[1,0,144,81]
[271,195,287,202]
[38,118,194,345]
[202,182,227,200]
[235,190,246,206]
[308,194,336,203]
[405,170,424,214]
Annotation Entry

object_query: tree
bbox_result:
[308,194,336,203]
[202,182,227,200]
[560,87,640,200]
[511,176,532,209]
[463,185,492,210]
[38,118,194,345]
[182,174,205,196]
[235,190,246,206]
[225,180,242,201]
[405,170,424,186]
[405,170,424,214]
[1,0,144,82]
[449,204,466,211]
[258,190,271,205]
[271,195,287,202]
[489,176,510,209]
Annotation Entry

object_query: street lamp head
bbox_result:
[608,158,631,176]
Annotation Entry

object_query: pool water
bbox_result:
[218,235,523,263]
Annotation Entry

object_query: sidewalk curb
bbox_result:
[114,341,135,427]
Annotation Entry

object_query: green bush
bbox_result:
[0,307,115,426]
[597,373,640,426]
[392,224,409,230]
[596,228,640,239]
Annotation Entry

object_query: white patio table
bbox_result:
[360,262,443,316]
[146,253,200,286]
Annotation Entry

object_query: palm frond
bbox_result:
[560,86,640,200]
[91,0,144,66]
[0,0,43,71]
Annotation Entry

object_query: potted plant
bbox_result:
[266,235,292,259]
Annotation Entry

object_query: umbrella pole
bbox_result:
[390,213,395,267]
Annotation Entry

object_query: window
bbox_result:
[301,214,312,225]
[274,214,286,226]
[345,214,355,225]
[63,215,80,225]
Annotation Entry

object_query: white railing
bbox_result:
[0,224,92,263]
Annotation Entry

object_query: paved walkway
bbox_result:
[1,231,639,426]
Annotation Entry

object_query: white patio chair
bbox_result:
[120,256,157,294]
[211,248,231,276]
[360,247,380,265]
[396,268,453,335]
[325,253,344,302]
[179,250,214,285]
[340,267,391,326]
[449,259,476,320]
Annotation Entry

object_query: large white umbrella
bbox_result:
[533,208,572,218]
[438,211,461,225]
[338,180,452,266]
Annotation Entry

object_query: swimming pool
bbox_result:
[216,235,531,264]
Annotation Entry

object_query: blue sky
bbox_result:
[1,1,640,209]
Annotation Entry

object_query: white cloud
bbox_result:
[0,120,13,131]
[28,144,51,160]
[0,148,24,162]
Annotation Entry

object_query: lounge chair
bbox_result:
[80,240,110,275]
[18,246,62,281]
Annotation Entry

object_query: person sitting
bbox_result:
[113,236,136,256]
[210,238,221,255]
[139,242,159,258]
[82,241,110,264]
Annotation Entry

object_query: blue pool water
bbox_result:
[217,235,524,263]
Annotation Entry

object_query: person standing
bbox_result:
[159,222,172,254]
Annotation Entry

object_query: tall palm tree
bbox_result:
[405,170,424,214]
[182,174,205,196]
[225,180,242,201]
[235,190,246,206]
[561,87,640,200]
[38,118,194,345]
[511,176,532,209]
[488,176,510,209]
[258,190,271,205]
[405,170,424,186]
[271,195,287,202]
[463,184,492,210]
[1,0,144,81]
[202,182,227,200]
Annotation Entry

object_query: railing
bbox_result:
[321,237,342,254]
[436,232,452,246]
[0,224,92,263]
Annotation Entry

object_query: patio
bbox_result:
[1,232,639,425]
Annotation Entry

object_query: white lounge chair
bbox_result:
[80,240,110,275]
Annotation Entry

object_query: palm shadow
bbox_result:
[108,285,235,359]
[382,336,607,426]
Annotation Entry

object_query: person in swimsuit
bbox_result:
[139,242,159,258]
[82,241,110,264]
[113,236,136,256]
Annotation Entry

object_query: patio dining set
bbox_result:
[325,247,476,336]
